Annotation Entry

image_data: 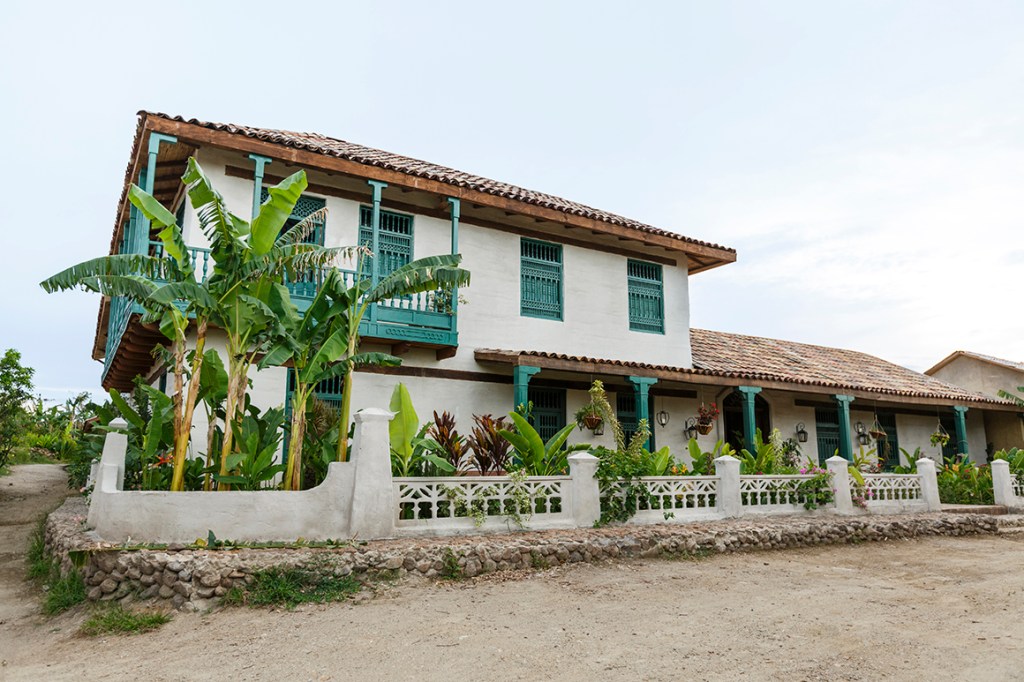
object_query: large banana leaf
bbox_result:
[40,256,165,293]
[250,171,307,256]
[370,255,471,303]
[388,383,419,461]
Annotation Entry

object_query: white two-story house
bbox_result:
[92,113,1020,466]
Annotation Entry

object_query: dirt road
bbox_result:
[3,465,1023,681]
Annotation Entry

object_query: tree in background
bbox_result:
[0,350,34,469]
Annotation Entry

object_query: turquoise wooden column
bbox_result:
[367,180,387,323]
[513,366,541,413]
[136,133,177,254]
[737,386,762,449]
[447,197,460,318]
[952,406,969,456]
[835,395,855,461]
[248,154,272,219]
[628,376,658,449]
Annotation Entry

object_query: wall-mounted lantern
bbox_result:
[656,410,670,427]
[684,417,699,440]
[795,422,808,443]
[855,421,870,446]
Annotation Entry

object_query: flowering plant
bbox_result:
[696,403,719,423]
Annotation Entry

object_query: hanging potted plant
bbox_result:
[868,418,887,441]
[930,423,950,448]
[696,402,719,435]
[574,403,603,431]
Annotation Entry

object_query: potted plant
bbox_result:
[696,402,719,435]
[930,428,950,448]
[574,403,603,431]
[868,418,887,441]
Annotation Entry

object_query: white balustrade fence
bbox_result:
[739,475,825,514]
[394,476,573,533]
[992,460,1024,510]
[85,412,947,545]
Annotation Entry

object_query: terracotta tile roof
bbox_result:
[689,329,1004,403]
[925,350,1024,376]
[142,112,734,255]
[476,330,1015,406]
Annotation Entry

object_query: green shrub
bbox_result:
[937,458,994,505]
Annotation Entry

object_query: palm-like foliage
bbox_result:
[332,253,471,462]
[259,269,399,489]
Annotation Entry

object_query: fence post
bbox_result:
[348,408,396,540]
[713,455,741,518]
[568,452,601,528]
[991,459,1015,507]
[826,456,854,515]
[915,458,942,511]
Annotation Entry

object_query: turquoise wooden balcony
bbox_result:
[102,241,459,385]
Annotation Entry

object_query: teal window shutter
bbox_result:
[359,205,413,280]
[814,407,840,464]
[521,239,563,320]
[627,260,664,333]
[527,386,566,441]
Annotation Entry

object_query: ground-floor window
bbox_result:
[616,391,655,449]
[874,412,900,468]
[527,386,566,442]
[815,407,840,463]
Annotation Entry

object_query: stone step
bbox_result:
[940,504,1009,516]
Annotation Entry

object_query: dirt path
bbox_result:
[3,466,1024,681]
[0,465,72,667]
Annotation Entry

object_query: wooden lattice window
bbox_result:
[359,206,413,280]
[521,239,563,320]
[627,260,664,333]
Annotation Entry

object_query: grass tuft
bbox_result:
[27,515,87,615]
[225,567,360,609]
[81,605,171,636]
[43,571,87,615]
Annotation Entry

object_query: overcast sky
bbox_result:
[1,1,1021,403]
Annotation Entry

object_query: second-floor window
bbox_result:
[261,189,326,244]
[627,260,664,333]
[520,238,563,320]
[359,206,413,279]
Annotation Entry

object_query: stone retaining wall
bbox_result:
[46,497,999,612]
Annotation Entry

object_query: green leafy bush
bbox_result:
[937,458,994,505]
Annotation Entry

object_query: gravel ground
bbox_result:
[3,464,1024,681]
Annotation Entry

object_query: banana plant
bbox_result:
[259,270,398,490]
[498,411,589,476]
[388,383,454,477]
[165,159,347,488]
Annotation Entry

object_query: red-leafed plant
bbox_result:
[428,411,467,472]
[467,414,512,474]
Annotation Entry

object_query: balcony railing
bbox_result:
[104,243,458,381]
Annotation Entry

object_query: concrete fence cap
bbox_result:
[353,408,396,422]
[108,418,128,428]
[567,452,599,462]
[713,454,739,462]
[825,456,849,464]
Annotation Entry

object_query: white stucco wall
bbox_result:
[929,356,1024,401]
[179,150,692,371]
